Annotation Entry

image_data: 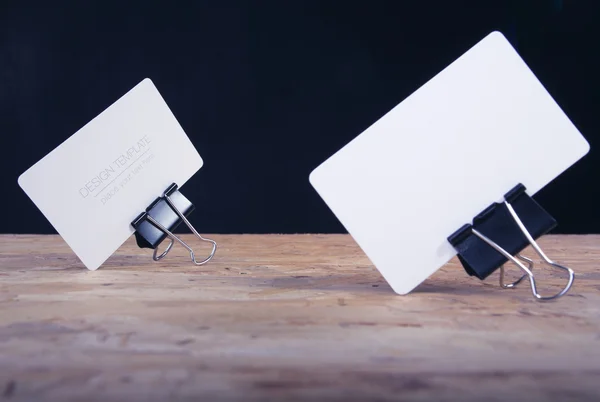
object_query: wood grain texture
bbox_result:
[0,234,599,402]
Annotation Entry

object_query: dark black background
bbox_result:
[1,0,598,234]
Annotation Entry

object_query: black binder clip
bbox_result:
[131,183,217,265]
[447,183,574,301]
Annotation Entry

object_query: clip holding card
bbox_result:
[448,184,574,301]
[131,183,217,265]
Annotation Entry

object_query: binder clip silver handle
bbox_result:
[132,183,217,265]
[473,201,574,301]
[448,183,575,301]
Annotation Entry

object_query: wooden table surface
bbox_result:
[0,234,599,401]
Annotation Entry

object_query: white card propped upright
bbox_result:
[310,31,589,296]
[19,79,203,270]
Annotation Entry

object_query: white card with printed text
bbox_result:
[310,32,589,295]
[18,79,202,270]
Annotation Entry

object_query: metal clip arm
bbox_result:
[472,201,574,301]
[133,183,217,265]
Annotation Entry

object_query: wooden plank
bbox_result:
[0,234,599,401]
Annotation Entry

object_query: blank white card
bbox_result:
[309,31,589,294]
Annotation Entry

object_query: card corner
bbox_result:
[582,139,591,156]
[308,168,319,187]
[16,171,27,189]
[389,283,413,296]
[486,30,507,42]
[140,77,155,87]
[83,259,102,271]
[193,151,204,171]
